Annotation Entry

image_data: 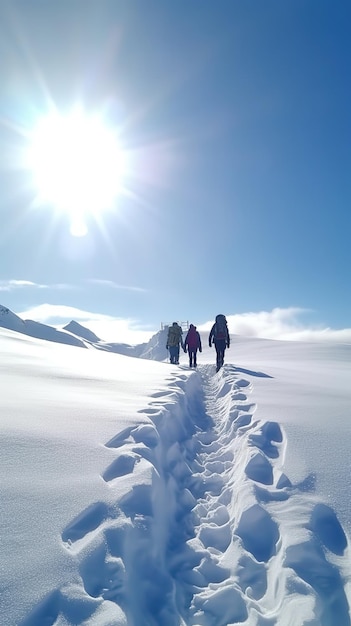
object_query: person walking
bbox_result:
[184,324,202,368]
[166,322,184,364]
[209,314,230,372]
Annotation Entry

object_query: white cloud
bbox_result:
[87,279,147,293]
[0,280,43,291]
[0,280,72,291]
[15,304,351,345]
[199,308,351,343]
[18,304,156,344]
[0,278,145,293]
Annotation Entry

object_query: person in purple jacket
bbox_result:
[184,324,202,368]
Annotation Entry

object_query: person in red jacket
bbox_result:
[184,324,202,368]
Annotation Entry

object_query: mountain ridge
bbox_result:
[0,304,168,360]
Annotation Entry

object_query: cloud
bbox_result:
[0,278,145,293]
[199,308,351,343]
[0,280,45,291]
[87,279,147,293]
[15,304,351,345]
[18,304,156,344]
[0,280,72,291]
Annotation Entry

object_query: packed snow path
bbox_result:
[21,364,350,626]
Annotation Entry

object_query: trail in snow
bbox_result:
[20,365,350,626]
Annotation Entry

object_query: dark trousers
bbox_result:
[188,349,198,367]
[214,340,226,371]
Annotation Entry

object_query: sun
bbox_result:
[28,108,125,236]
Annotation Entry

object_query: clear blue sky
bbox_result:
[0,0,350,332]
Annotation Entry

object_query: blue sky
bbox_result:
[0,0,350,340]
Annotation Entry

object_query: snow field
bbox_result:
[19,359,350,626]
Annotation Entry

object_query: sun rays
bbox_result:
[27,107,126,236]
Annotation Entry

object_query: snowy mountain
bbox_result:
[0,311,350,626]
[0,305,155,356]
[61,318,166,360]
[63,320,102,343]
[0,304,86,348]
[0,304,26,332]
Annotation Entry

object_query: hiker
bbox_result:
[208,314,230,372]
[166,322,184,364]
[184,324,202,368]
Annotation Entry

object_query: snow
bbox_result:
[0,310,350,626]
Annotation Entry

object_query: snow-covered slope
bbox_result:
[0,304,26,332]
[0,305,86,348]
[0,305,157,357]
[138,325,169,360]
[0,323,350,626]
[63,320,101,343]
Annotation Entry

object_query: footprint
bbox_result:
[102,453,139,482]
[217,383,231,398]
[79,541,126,603]
[140,407,161,415]
[249,421,283,458]
[235,413,252,429]
[62,502,109,544]
[236,378,251,388]
[198,521,231,551]
[235,504,279,562]
[131,424,159,448]
[254,485,290,503]
[79,542,107,597]
[119,484,153,518]
[196,555,229,584]
[245,452,273,485]
[19,585,101,626]
[285,539,350,625]
[238,403,256,413]
[205,504,230,525]
[231,393,247,401]
[151,391,170,398]
[105,427,135,449]
[308,503,347,556]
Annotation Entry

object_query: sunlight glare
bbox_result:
[29,109,124,235]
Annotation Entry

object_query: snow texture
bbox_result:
[0,306,350,626]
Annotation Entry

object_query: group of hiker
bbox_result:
[166,314,230,372]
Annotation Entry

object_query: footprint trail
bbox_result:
[20,364,350,626]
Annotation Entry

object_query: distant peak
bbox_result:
[0,305,25,324]
[63,320,101,343]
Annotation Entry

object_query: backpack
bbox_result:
[214,314,227,341]
[167,324,182,347]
